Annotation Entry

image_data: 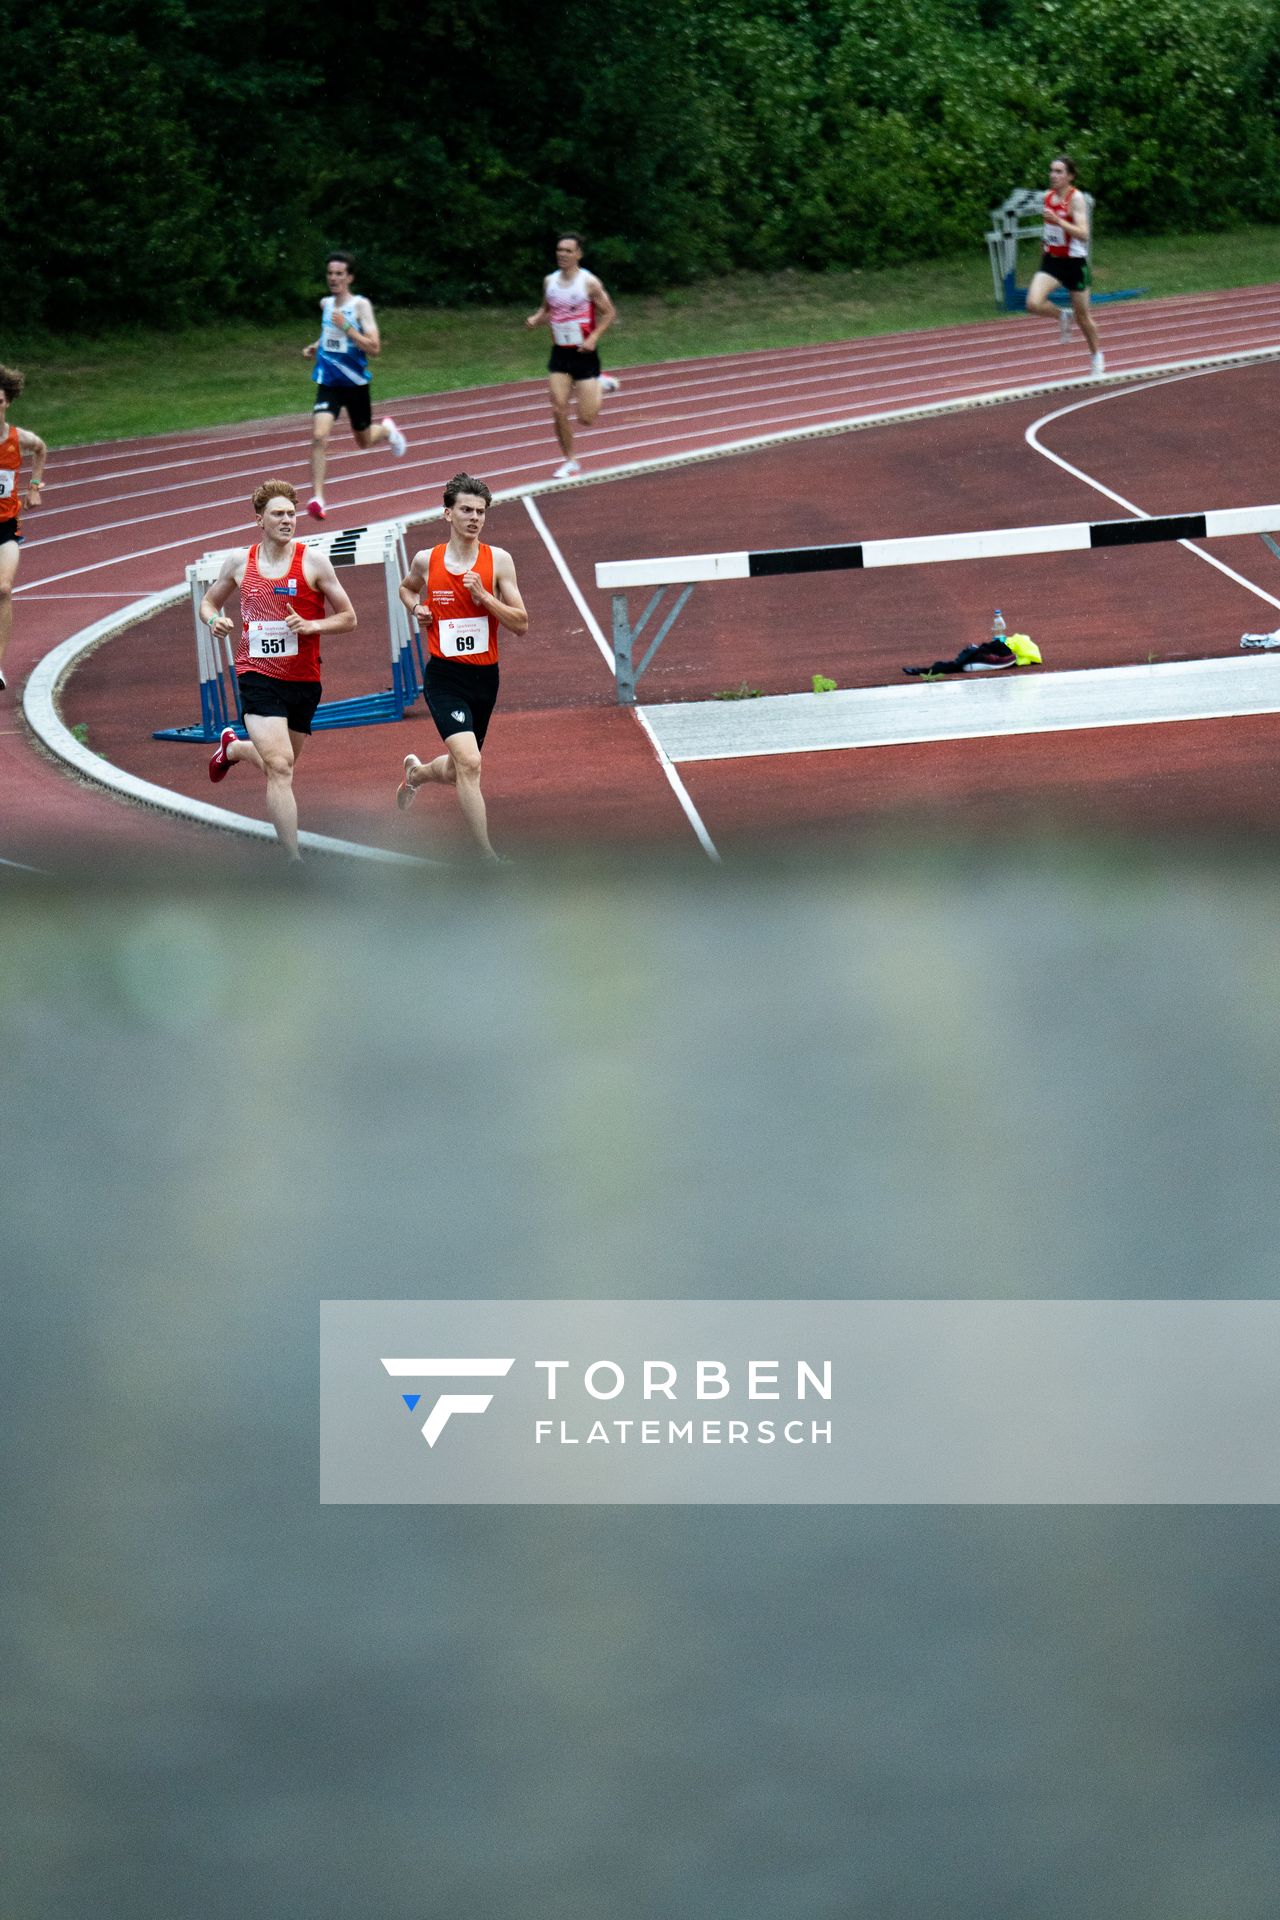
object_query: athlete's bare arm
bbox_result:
[581,278,617,352]
[1056,191,1090,242]
[200,549,248,640]
[16,426,47,506]
[464,546,529,635]
[346,297,381,357]
[299,551,358,633]
[399,551,432,625]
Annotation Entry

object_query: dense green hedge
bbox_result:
[5,0,1279,328]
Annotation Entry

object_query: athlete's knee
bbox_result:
[452,745,482,782]
[261,745,295,779]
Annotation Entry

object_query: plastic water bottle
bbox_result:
[992,609,1007,643]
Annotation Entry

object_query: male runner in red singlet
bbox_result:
[199,479,357,859]
[525,234,620,479]
[1025,156,1104,375]
[0,366,48,693]
[394,472,528,860]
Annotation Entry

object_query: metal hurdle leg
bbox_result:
[611,585,696,705]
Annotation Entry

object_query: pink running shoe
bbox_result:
[208,726,238,784]
[306,497,327,521]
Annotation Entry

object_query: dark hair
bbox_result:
[1052,155,1078,180]
[443,472,492,509]
[252,478,298,513]
[326,251,356,273]
[556,233,584,251]
[0,364,26,403]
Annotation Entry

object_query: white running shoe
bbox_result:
[396,753,422,811]
[599,374,621,394]
[1090,351,1106,376]
[553,458,582,479]
[383,416,408,458]
[1058,306,1072,343]
[0,668,6,692]
[1240,630,1280,649]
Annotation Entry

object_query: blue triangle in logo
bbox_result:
[402,1393,421,1411]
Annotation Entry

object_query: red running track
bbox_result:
[7,286,1280,870]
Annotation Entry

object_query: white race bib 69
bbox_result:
[438,616,490,658]
[0,473,14,499]
[248,620,298,660]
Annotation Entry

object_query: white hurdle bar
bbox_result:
[594,504,1280,703]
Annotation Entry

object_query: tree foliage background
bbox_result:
[6,0,1280,329]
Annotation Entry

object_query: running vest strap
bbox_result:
[1043,188,1087,258]
[544,268,596,348]
[235,541,328,681]
[424,544,500,665]
[0,426,21,521]
[313,296,371,386]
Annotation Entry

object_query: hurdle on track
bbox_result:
[154,522,421,743]
[595,505,1280,705]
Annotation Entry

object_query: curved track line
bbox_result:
[1025,368,1280,614]
[22,590,433,865]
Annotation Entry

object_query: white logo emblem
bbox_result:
[382,1357,515,1446]
[452,710,466,723]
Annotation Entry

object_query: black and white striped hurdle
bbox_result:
[594,505,1280,703]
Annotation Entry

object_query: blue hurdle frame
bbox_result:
[155,523,425,743]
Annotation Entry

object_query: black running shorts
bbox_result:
[237,671,324,734]
[423,657,500,748]
[313,383,374,431]
[1037,254,1090,293]
[548,344,603,381]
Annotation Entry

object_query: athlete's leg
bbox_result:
[353,423,391,450]
[548,373,576,457]
[575,376,603,427]
[0,539,21,682]
[243,713,305,858]
[310,410,336,503]
[444,730,496,857]
[1071,288,1102,355]
[1025,270,1062,318]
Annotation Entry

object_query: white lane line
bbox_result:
[22,588,438,865]
[521,495,615,672]
[35,322,1280,528]
[1025,367,1280,614]
[20,344,1280,598]
[521,493,720,861]
[0,853,49,872]
[630,705,722,862]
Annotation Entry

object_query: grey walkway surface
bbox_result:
[641,654,1280,763]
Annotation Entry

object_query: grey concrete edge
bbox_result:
[22,587,434,865]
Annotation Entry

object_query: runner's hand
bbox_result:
[303,342,317,359]
[463,571,486,605]
[581,334,598,352]
[208,613,231,639]
[284,610,312,634]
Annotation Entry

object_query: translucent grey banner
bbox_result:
[320,1300,1280,1504]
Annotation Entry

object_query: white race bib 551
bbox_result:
[248,620,298,660]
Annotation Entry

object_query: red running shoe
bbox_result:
[306,497,327,521]
[208,726,238,783]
